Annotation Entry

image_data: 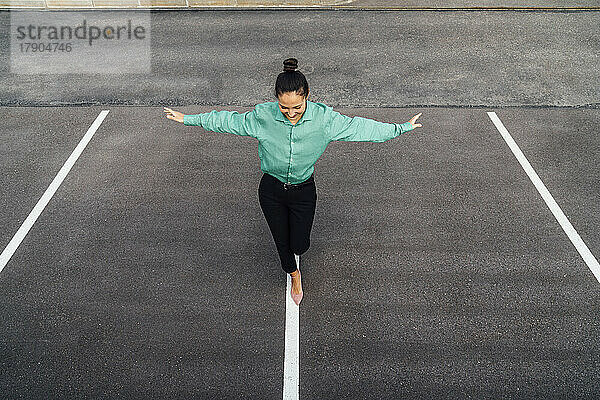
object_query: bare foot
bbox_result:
[290,269,302,295]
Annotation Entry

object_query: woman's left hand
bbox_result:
[408,113,423,129]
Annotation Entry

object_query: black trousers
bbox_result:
[258,173,317,274]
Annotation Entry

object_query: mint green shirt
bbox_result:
[183,100,414,185]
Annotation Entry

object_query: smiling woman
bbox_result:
[163,57,423,306]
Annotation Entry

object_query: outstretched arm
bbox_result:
[327,108,423,143]
[163,106,260,139]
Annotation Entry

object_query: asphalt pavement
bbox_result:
[1,105,599,398]
[1,9,599,108]
[1,6,599,400]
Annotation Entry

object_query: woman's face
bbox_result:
[278,91,308,124]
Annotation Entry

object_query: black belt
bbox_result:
[279,174,314,190]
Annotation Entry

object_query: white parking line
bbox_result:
[487,111,600,283]
[283,254,300,399]
[0,110,109,275]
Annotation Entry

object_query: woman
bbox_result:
[164,58,422,306]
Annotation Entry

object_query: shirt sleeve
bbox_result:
[326,108,414,143]
[183,108,260,139]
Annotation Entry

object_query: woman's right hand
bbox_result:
[164,107,184,123]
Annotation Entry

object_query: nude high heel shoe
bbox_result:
[291,254,303,305]
[290,268,303,306]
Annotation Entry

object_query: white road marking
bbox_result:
[487,111,600,283]
[0,110,109,275]
[283,254,300,399]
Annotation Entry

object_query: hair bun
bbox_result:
[283,58,298,72]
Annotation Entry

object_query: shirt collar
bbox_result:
[274,99,314,124]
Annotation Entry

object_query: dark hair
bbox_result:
[274,58,309,99]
